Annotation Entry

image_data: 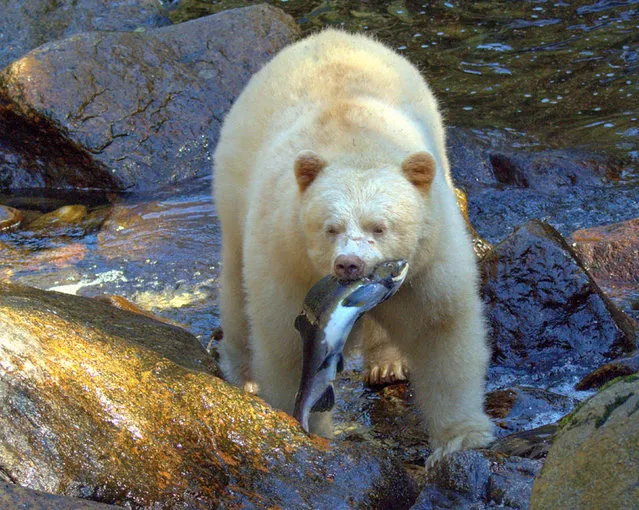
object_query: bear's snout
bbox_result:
[334,254,365,280]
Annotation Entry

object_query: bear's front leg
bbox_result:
[217,242,256,393]
[409,308,495,468]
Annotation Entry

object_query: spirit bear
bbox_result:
[213,29,494,464]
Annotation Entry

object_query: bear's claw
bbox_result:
[364,360,409,386]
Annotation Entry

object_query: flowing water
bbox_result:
[1,1,638,346]
[172,0,639,182]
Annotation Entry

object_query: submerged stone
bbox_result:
[0,205,22,230]
[485,386,577,439]
[27,204,87,231]
[0,283,415,508]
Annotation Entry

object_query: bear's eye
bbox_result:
[371,224,386,236]
[326,225,339,235]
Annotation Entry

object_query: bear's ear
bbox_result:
[294,150,328,192]
[402,151,436,191]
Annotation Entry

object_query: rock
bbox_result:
[530,376,639,509]
[570,218,639,283]
[411,450,543,509]
[487,151,613,189]
[485,386,577,438]
[0,5,300,191]
[0,283,416,508]
[481,220,637,389]
[0,482,119,509]
[491,424,557,460]
[0,204,22,230]
[0,0,171,69]
[569,218,639,320]
[446,127,498,190]
[575,351,639,391]
[447,129,639,245]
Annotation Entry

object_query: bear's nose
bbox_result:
[334,255,365,280]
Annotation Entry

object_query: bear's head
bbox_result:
[296,150,438,280]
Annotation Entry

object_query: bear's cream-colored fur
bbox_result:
[213,29,494,465]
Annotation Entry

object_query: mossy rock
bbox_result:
[530,377,639,509]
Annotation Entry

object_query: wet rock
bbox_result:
[481,220,636,389]
[0,204,22,230]
[569,218,639,320]
[0,482,119,509]
[411,451,542,509]
[0,283,416,509]
[569,218,639,285]
[575,351,639,391]
[491,424,557,460]
[531,376,639,509]
[0,0,171,69]
[0,5,300,191]
[447,127,498,190]
[488,150,614,189]
[447,129,639,245]
[334,372,430,469]
[485,386,577,438]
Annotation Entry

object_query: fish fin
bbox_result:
[311,384,335,412]
[336,353,344,373]
[341,285,381,307]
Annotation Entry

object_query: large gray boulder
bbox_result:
[0,0,171,70]
[0,5,300,191]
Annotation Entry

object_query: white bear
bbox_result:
[213,29,494,464]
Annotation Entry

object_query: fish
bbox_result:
[293,259,409,432]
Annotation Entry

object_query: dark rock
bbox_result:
[447,127,618,191]
[488,151,614,189]
[412,451,542,509]
[575,351,639,390]
[0,482,119,509]
[0,0,171,70]
[531,376,639,509]
[427,451,491,501]
[0,5,300,191]
[485,386,577,438]
[0,283,416,509]
[447,127,497,190]
[486,457,543,509]
[447,129,639,245]
[481,220,636,389]
[467,184,639,245]
[0,93,123,191]
[410,485,477,509]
